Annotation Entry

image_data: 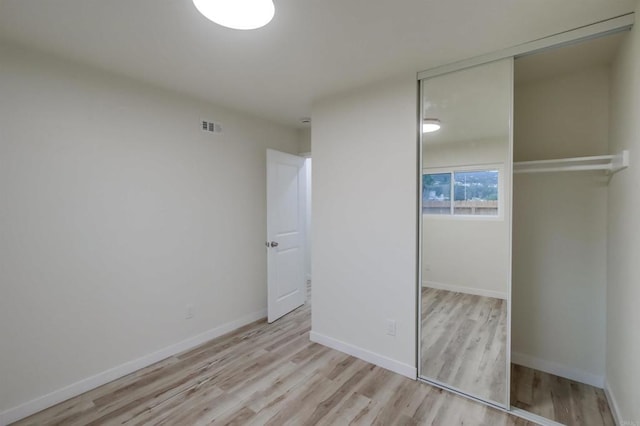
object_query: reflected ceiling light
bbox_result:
[192,0,275,30]
[422,118,441,133]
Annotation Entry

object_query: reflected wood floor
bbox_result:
[421,287,508,405]
[14,291,534,426]
[511,364,615,426]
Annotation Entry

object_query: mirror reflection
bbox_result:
[420,59,512,407]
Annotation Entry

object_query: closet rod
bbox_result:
[514,150,630,175]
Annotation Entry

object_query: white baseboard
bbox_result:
[309,331,416,380]
[604,381,622,426]
[423,280,507,300]
[511,351,604,388]
[0,309,267,426]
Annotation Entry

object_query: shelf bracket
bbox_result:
[609,150,630,175]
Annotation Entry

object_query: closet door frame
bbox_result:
[415,11,634,423]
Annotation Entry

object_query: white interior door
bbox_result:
[267,149,306,323]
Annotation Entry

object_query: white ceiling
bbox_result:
[0,0,635,128]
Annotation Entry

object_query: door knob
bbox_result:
[270,241,279,247]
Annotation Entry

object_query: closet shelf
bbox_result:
[514,150,629,175]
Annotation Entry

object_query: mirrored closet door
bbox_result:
[418,58,513,409]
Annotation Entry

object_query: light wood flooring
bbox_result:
[420,287,508,406]
[14,291,534,425]
[420,287,615,426]
[511,364,615,426]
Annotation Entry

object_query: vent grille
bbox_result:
[201,120,223,134]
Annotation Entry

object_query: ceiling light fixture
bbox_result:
[192,0,275,30]
[422,118,441,133]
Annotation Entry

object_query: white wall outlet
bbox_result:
[424,264,431,271]
[186,304,195,320]
[386,319,397,336]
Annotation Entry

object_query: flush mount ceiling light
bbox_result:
[422,118,441,133]
[192,0,275,30]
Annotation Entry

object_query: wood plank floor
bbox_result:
[511,364,615,426]
[14,289,534,426]
[420,287,615,426]
[420,287,508,406]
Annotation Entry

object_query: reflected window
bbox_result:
[423,173,451,214]
[423,169,499,216]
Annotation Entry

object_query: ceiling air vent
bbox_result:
[201,120,223,134]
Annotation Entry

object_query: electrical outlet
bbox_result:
[386,319,397,337]
[424,264,431,271]
[186,305,195,320]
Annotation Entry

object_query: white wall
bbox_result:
[298,128,312,154]
[423,139,508,169]
[422,138,510,298]
[607,7,640,423]
[512,65,610,385]
[297,130,312,281]
[0,43,298,421]
[304,158,312,282]
[310,74,417,377]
